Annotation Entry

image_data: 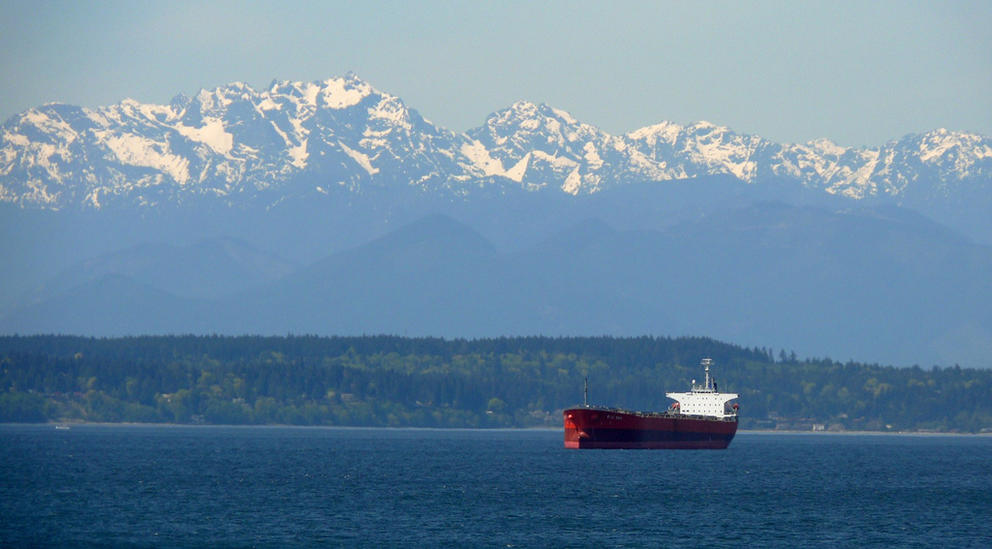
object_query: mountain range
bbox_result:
[3,208,990,368]
[1,75,990,368]
[2,74,990,233]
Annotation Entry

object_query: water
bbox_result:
[2,426,990,547]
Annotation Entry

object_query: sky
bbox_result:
[1,0,990,147]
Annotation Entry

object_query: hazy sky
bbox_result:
[1,0,989,146]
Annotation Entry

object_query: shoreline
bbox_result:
[739,428,992,437]
[3,422,989,436]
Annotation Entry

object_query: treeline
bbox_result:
[1,335,990,432]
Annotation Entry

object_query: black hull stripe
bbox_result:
[582,428,736,444]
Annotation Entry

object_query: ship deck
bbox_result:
[567,405,738,422]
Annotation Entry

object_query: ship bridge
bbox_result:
[666,359,739,418]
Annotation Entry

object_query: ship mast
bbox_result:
[583,376,588,407]
[702,358,712,391]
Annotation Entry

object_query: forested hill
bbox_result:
[1,335,990,432]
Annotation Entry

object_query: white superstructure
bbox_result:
[666,358,739,418]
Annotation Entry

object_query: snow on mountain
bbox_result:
[626,120,767,182]
[0,75,485,207]
[467,101,691,194]
[1,75,990,210]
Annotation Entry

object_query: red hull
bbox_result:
[564,407,737,449]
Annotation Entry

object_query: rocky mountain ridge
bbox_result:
[2,74,989,211]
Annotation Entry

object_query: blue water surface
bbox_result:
[2,425,990,547]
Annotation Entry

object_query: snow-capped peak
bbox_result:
[316,74,375,110]
[627,121,684,144]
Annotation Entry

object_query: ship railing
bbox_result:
[676,414,738,421]
[580,406,684,418]
[571,406,738,421]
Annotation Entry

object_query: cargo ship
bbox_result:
[563,358,739,449]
